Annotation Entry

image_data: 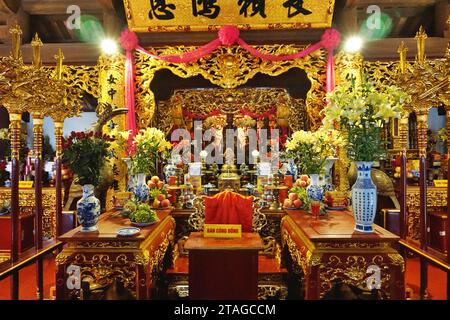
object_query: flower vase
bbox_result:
[321,157,338,192]
[77,184,101,232]
[307,174,324,202]
[133,173,149,203]
[352,161,377,233]
[163,160,177,183]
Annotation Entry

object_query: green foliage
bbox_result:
[129,140,158,175]
[130,207,158,224]
[62,131,113,187]
[325,74,410,162]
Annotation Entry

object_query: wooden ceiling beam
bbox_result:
[0,0,21,14]
[22,0,103,15]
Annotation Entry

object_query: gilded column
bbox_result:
[399,116,409,150]
[54,121,63,237]
[9,113,21,264]
[417,113,429,155]
[32,115,44,251]
[98,53,127,209]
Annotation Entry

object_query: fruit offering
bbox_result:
[152,192,171,209]
[293,175,311,188]
[129,203,159,224]
[284,192,304,209]
[122,200,138,218]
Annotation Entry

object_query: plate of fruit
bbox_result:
[147,176,172,210]
[125,202,160,227]
[284,185,310,210]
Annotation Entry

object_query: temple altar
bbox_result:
[281,210,405,300]
[55,209,175,300]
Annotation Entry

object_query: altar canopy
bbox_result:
[120,25,340,140]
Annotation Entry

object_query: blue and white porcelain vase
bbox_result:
[352,161,377,233]
[307,174,324,202]
[133,173,149,203]
[77,184,100,232]
[163,160,177,183]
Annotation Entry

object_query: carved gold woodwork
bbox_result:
[0,187,59,238]
[154,87,308,135]
[55,216,175,300]
[134,44,327,130]
[281,216,405,300]
[405,186,447,242]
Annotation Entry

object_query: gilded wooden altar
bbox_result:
[0,187,58,239]
[405,186,447,242]
[281,210,405,300]
[55,210,175,300]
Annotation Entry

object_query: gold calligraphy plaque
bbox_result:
[123,0,335,32]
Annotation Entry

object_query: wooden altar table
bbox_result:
[55,209,175,300]
[281,210,405,300]
[185,232,264,300]
[0,187,58,239]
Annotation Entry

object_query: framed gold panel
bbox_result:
[134,44,327,130]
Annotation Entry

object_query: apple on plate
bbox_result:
[299,175,309,182]
[157,193,166,202]
[151,176,160,184]
[161,199,171,208]
[293,199,302,208]
[152,199,160,209]
[284,199,292,208]
[288,193,298,201]
[299,180,307,188]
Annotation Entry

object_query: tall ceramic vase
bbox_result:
[352,161,377,233]
[77,184,101,232]
[133,173,149,203]
[307,174,324,202]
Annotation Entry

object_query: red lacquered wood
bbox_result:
[400,150,407,239]
[34,157,43,249]
[9,115,21,300]
[55,159,63,237]
[419,151,428,250]
[185,232,263,300]
[447,152,450,263]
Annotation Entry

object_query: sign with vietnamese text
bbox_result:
[19,181,33,188]
[123,0,335,32]
[434,180,447,188]
[204,224,242,238]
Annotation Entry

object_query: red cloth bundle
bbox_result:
[204,191,253,232]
